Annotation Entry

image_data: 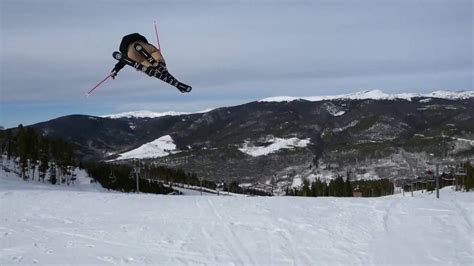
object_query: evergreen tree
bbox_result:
[26,128,39,181]
[38,138,50,182]
[49,162,57,184]
[5,129,14,159]
[302,178,311,196]
[313,178,327,197]
[39,155,48,183]
[228,181,241,193]
[344,177,353,197]
[1,126,78,185]
[17,125,29,180]
[310,181,318,197]
[329,175,345,197]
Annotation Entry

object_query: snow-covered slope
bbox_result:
[425,90,474,100]
[0,167,105,193]
[102,108,216,119]
[260,89,474,102]
[239,137,311,157]
[115,135,179,160]
[1,167,472,265]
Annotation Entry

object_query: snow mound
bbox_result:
[239,137,311,157]
[116,135,179,160]
[259,89,474,102]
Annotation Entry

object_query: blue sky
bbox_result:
[1,0,472,128]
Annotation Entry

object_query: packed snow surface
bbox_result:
[116,135,178,160]
[259,89,474,102]
[239,137,311,157]
[1,169,473,265]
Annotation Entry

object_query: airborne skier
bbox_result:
[111,33,192,93]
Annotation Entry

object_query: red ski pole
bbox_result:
[154,20,161,51]
[85,73,112,97]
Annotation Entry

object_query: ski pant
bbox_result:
[127,41,166,67]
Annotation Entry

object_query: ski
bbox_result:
[133,44,192,93]
[113,51,155,75]
[112,51,192,93]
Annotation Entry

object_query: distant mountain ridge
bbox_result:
[24,90,474,185]
[260,89,474,102]
[101,109,215,119]
[100,90,473,119]
[102,111,188,119]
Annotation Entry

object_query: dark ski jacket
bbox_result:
[112,33,149,73]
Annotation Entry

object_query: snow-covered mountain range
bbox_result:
[102,108,215,119]
[260,89,474,102]
[102,111,188,119]
[99,90,473,120]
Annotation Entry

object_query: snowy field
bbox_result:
[0,170,472,265]
[116,135,179,160]
[239,137,311,157]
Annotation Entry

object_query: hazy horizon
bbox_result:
[1,0,472,128]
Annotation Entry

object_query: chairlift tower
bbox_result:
[428,154,443,199]
[454,164,467,191]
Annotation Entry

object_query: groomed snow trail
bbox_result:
[0,173,472,265]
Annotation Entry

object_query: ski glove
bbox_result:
[111,70,118,79]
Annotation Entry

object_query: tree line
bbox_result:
[83,161,175,194]
[286,176,354,197]
[0,125,231,195]
[87,161,274,196]
[351,179,394,197]
[0,126,199,194]
[137,164,273,195]
[1,125,75,184]
[286,176,426,197]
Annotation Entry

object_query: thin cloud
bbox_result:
[1,0,472,127]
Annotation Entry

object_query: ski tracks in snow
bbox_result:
[370,195,473,265]
[1,186,473,265]
[206,198,256,264]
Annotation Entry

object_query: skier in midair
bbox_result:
[111,33,164,77]
[111,33,191,93]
